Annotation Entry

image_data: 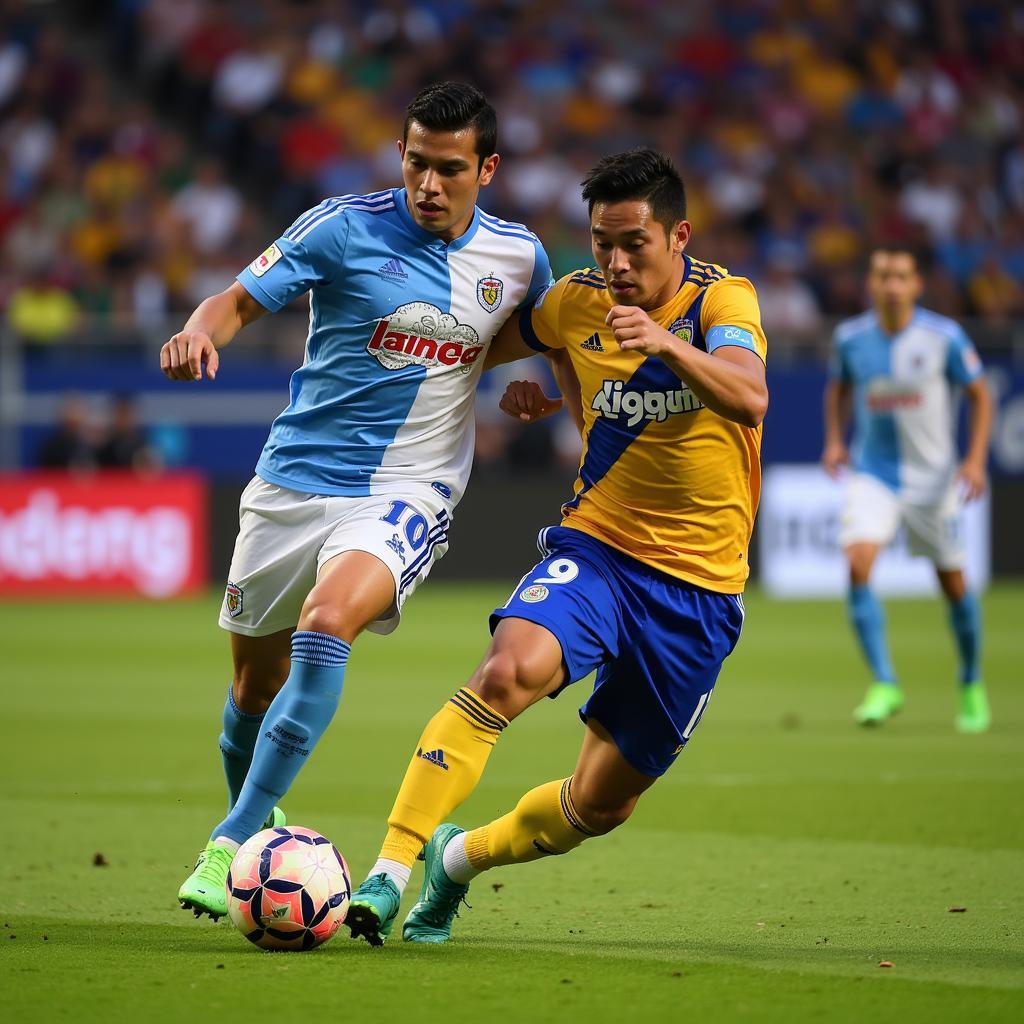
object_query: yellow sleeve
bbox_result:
[699,276,768,363]
[519,273,573,352]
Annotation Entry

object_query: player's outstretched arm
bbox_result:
[606,305,768,427]
[822,377,852,478]
[160,282,268,382]
[958,375,993,501]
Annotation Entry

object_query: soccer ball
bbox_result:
[225,826,351,951]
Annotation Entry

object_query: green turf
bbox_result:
[2,585,1022,1023]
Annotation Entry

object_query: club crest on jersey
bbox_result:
[367,301,483,373]
[248,244,282,278]
[225,582,243,618]
[477,275,503,313]
[519,584,549,603]
[668,317,693,344]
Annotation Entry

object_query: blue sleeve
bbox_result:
[518,237,554,310]
[945,325,983,385]
[828,331,852,381]
[236,202,351,312]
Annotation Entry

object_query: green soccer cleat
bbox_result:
[345,874,401,946]
[178,841,234,920]
[956,682,991,734]
[263,806,286,829]
[403,824,471,944]
[854,682,904,726]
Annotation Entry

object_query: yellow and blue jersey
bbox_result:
[520,256,766,593]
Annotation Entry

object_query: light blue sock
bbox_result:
[848,585,896,683]
[219,686,265,810]
[211,631,350,845]
[948,592,981,685]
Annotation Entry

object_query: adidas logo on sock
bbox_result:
[580,332,603,352]
[417,747,449,771]
[378,257,409,282]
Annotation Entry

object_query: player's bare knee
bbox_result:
[575,798,635,835]
[472,650,541,717]
[232,671,282,715]
[297,597,352,641]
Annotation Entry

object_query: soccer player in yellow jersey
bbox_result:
[346,148,769,944]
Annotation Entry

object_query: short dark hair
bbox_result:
[871,242,927,273]
[403,82,497,168]
[581,148,687,234]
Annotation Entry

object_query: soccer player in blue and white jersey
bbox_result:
[822,244,993,732]
[160,82,553,920]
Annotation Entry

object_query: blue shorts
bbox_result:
[491,526,745,778]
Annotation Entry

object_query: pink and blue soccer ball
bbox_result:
[225,826,351,951]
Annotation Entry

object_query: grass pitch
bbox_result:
[2,584,1022,1023]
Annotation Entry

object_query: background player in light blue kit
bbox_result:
[822,244,993,732]
[159,82,553,920]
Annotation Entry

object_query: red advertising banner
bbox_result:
[0,472,208,598]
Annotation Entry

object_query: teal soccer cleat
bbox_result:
[346,874,401,946]
[403,824,471,944]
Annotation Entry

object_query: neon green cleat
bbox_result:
[345,874,401,946]
[956,682,991,734]
[403,824,470,944]
[263,806,286,829]
[178,842,234,920]
[854,682,904,726]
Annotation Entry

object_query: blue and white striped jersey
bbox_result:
[237,188,551,501]
[830,307,983,502]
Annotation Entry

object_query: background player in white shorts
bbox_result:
[822,244,993,732]
[159,82,554,920]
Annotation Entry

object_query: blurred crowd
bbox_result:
[2,0,1023,352]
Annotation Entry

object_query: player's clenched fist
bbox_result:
[499,379,564,423]
[160,330,220,382]
[605,305,676,356]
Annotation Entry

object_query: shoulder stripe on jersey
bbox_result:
[291,198,395,243]
[568,278,607,290]
[478,211,540,241]
[478,221,538,242]
[285,192,392,240]
[915,309,960,336]
[286,194,394,242]
[835,311,876,340]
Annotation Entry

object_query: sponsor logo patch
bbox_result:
[580,332,603,352]
[385,532,407,565]
[248,244,282,278]
[378,257,408,283]
[477,275,503,313]
[519,584,549,603]
[591,379,703,425]
[225,582,243,618]
[417,747,449,770]
[366,301,483,373]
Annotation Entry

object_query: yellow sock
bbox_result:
[379,688,508,867]
[463,777,597,870]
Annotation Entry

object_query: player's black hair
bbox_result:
[580,148,687,235]
[403,82,497,168]
[870,242,929,273]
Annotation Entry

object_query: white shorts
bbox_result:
[838,472,964,570]
[218,476,452,637]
